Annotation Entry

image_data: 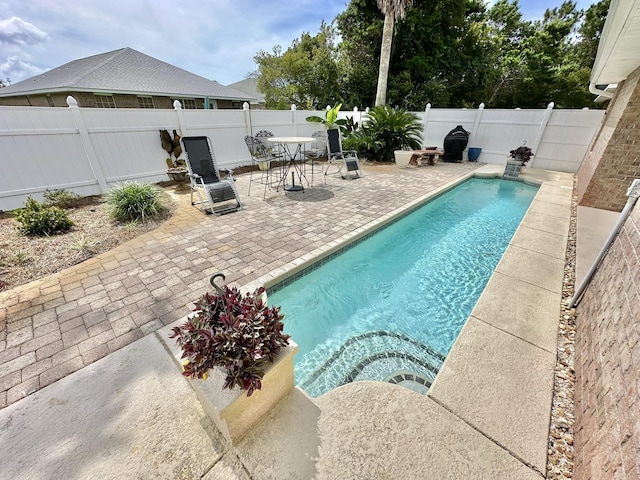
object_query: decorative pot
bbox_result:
[468,147,482,162]
[394,150,413,168]
[167,167,189,182]
[258,160,271,171]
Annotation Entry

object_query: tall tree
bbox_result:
[576,0,610,68]
[484,0,534,106]
[375,0,414,106]
[254,22,342,109]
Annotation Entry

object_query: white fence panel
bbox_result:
[0,107,102,209]
[81,109,178,186]
[180,109,249,169]
[420,108,479,148]
[532,110,604,172]
[0,102,605,211]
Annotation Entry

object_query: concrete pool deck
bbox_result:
[0,162,614,478]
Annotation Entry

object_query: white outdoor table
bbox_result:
[267,137,315,192]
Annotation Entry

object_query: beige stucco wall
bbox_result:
[576,66,640,211]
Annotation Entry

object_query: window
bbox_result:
[137,96,155,109]
[94,94,116,108]
[171,98,199,109]
[231,101,243,109]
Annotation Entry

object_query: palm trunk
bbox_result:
[375,14,395,106]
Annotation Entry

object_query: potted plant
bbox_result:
[504,142,534,178]
[170,278,290,397]
[161,129,188,182]
[167,274,297,442]
[509,144,534,166]
[343,105,422,165]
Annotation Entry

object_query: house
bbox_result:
[0,47,254,109]
[573,0,640,477]
[577,0,640,211]
[227,77,266,109]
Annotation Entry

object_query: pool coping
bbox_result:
[238,164,573,478]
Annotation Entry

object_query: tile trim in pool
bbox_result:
[266,173,540,296]
[340,352,440,386]
[298,330,446,391]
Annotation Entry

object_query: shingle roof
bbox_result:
[0,47,253,101]
[227,77,265,103]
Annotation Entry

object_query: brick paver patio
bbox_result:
[0,162,482,408]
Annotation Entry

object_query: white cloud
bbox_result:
[0,55,44,82]
[0,1,346,84]
[0,16,49,46]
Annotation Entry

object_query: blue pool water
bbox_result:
[268,178,538,397]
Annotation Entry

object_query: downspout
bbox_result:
[571,179,640,307]
[589,83,614,99]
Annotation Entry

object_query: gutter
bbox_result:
[571,178,640,307]
[589,83,614,99]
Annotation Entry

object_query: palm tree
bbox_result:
[375,0,414,106]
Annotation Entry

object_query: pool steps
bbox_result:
[298,330,445,396]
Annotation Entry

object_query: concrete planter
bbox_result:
[162,321,298,444]
[394,150,413,168]
[503,160,523,179]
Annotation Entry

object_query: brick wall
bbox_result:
[577,66,640,212]
[575,200,640,479]
[0,92,239,109]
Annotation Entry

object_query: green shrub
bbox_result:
[13,197,74,236]
[43,189,81,209]
[349,105,423,161]
[107,182,164,222]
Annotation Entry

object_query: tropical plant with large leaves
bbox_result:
[347,105,422,161]
[306,103,347,130]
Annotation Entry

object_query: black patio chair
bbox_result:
[180,136,242,215]
[325,128,362,180]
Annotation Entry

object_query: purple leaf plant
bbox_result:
[170,285,290,397]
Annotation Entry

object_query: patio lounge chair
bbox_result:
[180,136,242,215]
[325,128,362,180]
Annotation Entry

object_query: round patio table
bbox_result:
[267,137,315,192]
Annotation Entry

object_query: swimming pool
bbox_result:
[268,178,539,397]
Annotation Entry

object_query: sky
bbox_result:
[0,0,598,87]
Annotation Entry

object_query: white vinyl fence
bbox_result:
[0,98,604,211]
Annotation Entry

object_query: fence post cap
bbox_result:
[66,96,78,107]
[173,100,182,110]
